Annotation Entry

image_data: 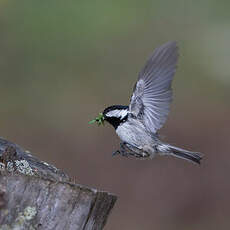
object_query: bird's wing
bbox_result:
[129,41,178,134]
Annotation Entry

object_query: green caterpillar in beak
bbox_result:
[89,112,105,126]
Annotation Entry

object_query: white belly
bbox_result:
[116,120,153,147]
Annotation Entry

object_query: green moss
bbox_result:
[0,162,5,171]
[15,160,34,176]
[0,206,37,230]
[6,162,14,172]
[23,207,37,221]
[14,206,37,229]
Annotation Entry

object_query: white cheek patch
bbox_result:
[106,109,128,119]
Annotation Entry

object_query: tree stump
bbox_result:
[0,138,117,230]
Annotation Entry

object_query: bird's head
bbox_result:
[89,105,129,129]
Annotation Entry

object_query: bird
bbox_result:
[89,41,202,164]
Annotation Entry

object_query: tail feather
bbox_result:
[158,144,203,164]
[170,147,202,164]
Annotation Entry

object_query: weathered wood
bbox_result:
[0,138,117,230]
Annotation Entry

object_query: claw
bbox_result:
[112,150,120,156]
[120,151,129,157]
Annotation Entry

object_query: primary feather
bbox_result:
[129,41,178,134]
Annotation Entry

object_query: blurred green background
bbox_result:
[1,0,230,229]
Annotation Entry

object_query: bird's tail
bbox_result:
[157,144,202,164]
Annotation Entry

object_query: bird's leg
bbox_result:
[112,150,120,156]
[112,142,128,156]
[112,142,130,157]
[122,143,143,158]
[113,143,150,159]
[119,142,129,157]
[125,143,150,159]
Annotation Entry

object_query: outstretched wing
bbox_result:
[129,41,178,134]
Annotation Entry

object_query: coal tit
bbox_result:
[90,41,202,164]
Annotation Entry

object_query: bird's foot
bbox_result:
[112,150,120,156]
[112,150,129,157]
[124,144,150,159]
[120,151,129,157]
[112,142,151,159]
[112,142,130,157]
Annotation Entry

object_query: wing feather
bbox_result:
[129,41,179,133]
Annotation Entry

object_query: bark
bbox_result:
[0,138,117,230]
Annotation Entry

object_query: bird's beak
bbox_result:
[89,112,105,126]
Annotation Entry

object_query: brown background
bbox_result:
[0,1,230,229]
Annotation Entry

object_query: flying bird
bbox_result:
[89,41,202,164]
